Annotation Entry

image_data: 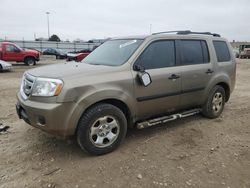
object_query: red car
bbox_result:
[67,52,90,62]
[0,42,40,65]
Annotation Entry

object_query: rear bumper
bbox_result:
[16,92,76,138]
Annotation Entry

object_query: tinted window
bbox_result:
[181,40,209,65]
[213,41,231,62]
[136,40,175,69]
[6,44,15,52]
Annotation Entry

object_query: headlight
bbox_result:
[32,78,63,97]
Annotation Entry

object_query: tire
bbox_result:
[0,65,2,72]
[202,85,226,119]
[77,103,127,155]
[25,57,36,66]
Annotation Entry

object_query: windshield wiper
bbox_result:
[91,63,103,65]
[83,61,111,66]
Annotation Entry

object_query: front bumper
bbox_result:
[2,66,12,71]
[16,92,76,138]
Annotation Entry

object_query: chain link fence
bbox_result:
[0,39,102,52]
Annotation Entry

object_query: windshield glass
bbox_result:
[82,39,143,66]
[14,44,22,51]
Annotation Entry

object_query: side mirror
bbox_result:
[134,64,145,72]
[14,49,20,53]
[138,72,152,87]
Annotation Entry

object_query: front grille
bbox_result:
[21,73,35,99]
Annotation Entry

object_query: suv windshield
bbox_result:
[82,39,144,66]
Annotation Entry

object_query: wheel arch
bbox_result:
[24,56,36,62]
[204,73,232,104]
[74,98,133,135]
[216,82,230,102]
[86,99,131,124]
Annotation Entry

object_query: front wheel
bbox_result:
[202,85,226,119]
[25,57,36,66]
[77,103,127,155]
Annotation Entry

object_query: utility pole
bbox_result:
[46,12,50,39]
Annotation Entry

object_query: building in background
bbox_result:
[231,41,250,49]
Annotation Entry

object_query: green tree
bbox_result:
[49,34,61,42]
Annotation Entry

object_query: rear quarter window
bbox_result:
[213,41,231,62]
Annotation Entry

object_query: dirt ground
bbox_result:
[0,57,250,188]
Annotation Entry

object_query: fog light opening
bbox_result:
[37,116,46,126]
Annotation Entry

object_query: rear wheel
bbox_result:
[0,65,2,72]
[77,103,127,155]
[25,57,36,66]
[202,85,225,119]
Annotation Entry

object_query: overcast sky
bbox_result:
[0,0,249,41]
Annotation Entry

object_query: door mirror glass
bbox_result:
[138,72,152,87]
[14,48,20,53]
[13,45,21,53]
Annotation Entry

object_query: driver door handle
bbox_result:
[168,74,180,80]
[206,69,214,74]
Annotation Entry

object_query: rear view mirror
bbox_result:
[138,72,152,87]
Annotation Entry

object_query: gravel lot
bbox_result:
[0,57,250,188]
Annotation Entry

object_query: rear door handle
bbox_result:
[206,69,214,74]
[168,74,180,80]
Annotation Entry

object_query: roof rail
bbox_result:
[152,30,191,35]
[152,30,221,37]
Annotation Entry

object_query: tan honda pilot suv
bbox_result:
[16,31,236,155]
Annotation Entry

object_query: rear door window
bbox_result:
[180,40,210,65]
[213,41,231,62]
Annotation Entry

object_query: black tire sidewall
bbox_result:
[202,86,226,118]
[77,103,127,155]
[25,57,35,66]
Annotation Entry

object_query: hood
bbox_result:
[58,50,66,55]
[24,49,39,54]
[27,61,119,79]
